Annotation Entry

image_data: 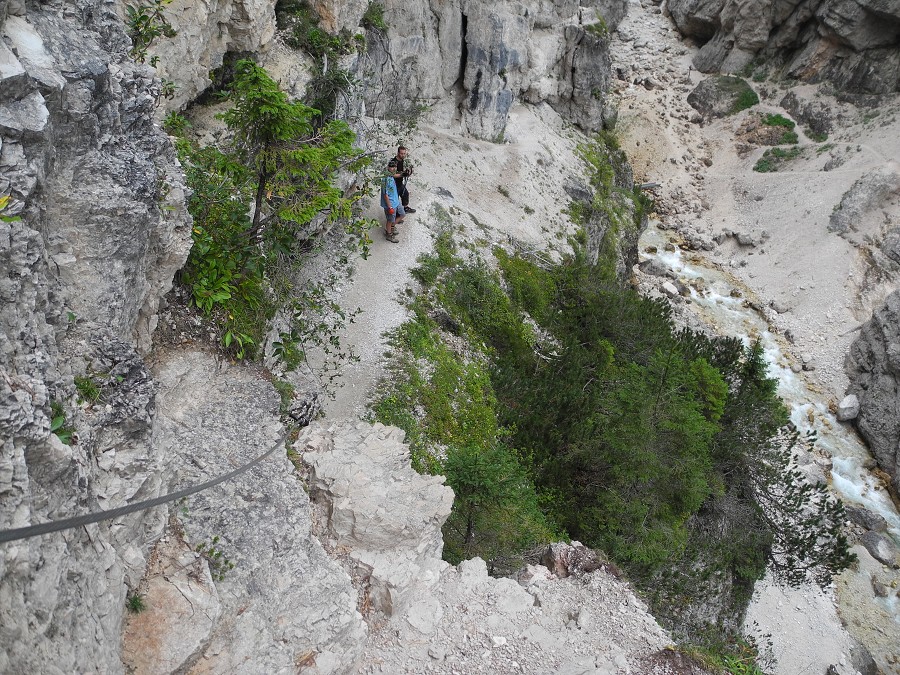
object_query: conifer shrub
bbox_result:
[374,225,853,642]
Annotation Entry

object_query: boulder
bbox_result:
[540,541,604,577]
[300,420,454,617]
[860,531,900,568]
[829,167,900,235]
[836,394,860,421]
[845,505,889,533]
[687,76,758,118]
[639,258,671,277]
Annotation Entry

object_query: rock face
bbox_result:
[129,351,366,674]
[358,0,622,140]
[1,1,190,671]
[149,0,277,112]
[300,420,454,618]
[846,290,900,492]
[667,0,900,93]
[299,421,701,675]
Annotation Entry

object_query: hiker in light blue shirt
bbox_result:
[380,158,405,243]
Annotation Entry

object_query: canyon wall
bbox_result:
[667,0,900,93]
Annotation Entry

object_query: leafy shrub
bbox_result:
[163,111,190,136]
[753,146,802,172]
[176,60,370,367]
[50,400,75,445]
[125,0,176,65]
[807,128,828,142]
[779,130,799,144]
[762,113,795,129]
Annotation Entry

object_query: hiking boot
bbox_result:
[405,206,416,213]
[385,231,399,243]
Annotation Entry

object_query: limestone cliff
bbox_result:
[666,0,900,93]
[846,290,900,493]
[1,0,190,671]
[354,0,625,140]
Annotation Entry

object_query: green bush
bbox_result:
[732,88,760,114]
[126,0,176,64]
[176,60,369,366]
[779,130,799,144]
[50,400,75,445]
[374,181,851,643]
[762,113,795,129]
[753,146,802,172]
[163,111,190,136]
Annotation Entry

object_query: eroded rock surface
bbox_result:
[297,420,707,675]
[1,1,189,671]
[846,290,900,492]
[144,351,366,674]
[668,0,900,93]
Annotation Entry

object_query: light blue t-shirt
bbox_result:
[381,174,400,209]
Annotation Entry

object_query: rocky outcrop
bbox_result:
[829,167,900,236]
[667,0,900,93]
[300,420,454,619]
[846,290,900,492]
[1,0,190,671]
[124,351,366,674]
[357,0,622,141]
[566,137,647,282]
[298,421,706,675]
[147,0,277,112]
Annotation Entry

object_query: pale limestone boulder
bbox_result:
[145,0,277,112]
[300,420,454,617]
[836,394,860,422]
[122,536,221,675]
[150,351,366,674]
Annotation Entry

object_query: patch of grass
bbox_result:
[816,143,835,155]
[779,130,799,145]
[585,17,609,38]
[272,378,295,417]
[807,128,828,142]
[497,185,510,199]
[74,375,102,404]
[762,113,795,129]
[523,205,535,215]
[126,593,146,613]
[411,231,456,286]
[753,146,802,172]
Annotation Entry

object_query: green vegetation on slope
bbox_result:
[373,135,853,653]
[169,60,371,375]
